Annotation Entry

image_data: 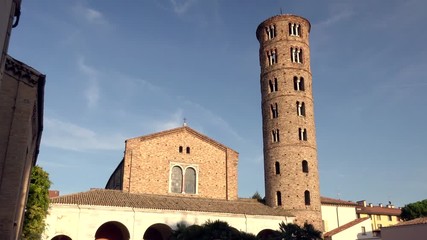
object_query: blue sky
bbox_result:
[8,0,427,207]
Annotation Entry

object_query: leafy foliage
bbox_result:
[401,199,427,220]
[171,220,322,240]
[22,166,51,239]
[171,220,257,240]
[251,191,265,204]
[264,222,322,240]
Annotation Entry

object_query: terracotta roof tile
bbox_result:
[324,217,369,237]
[356,206,401,216]
[321,197,358,206]
[50,189,293,217]
[387,217,427,227]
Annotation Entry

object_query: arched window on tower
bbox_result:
[170,166,183,193]
[297,101,306,117]
[186,147,190,154]
[272,129,280,142]
[302,160,309,173]
[289,23,301,36]
[267,49,277,66]
[298,128,308,141]
[271,103,278,119]
[184,167,196,194]
[277,191,282,206]
[265,25,276,40]
[179,146,183,153]
[269,78,278,93]
[275,161,280,175]
[291,48,302,63]
[293,77,305,91]
[304,190,311,205]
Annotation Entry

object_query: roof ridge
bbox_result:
[324,217,369,237]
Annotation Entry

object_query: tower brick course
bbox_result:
[256,14,322,230]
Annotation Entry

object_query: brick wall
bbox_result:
[257,14,323,231]
[120,127,238,200]
[0,55,45,239]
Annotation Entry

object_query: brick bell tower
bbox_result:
[256,14,322,230]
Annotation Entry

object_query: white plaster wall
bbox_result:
[331,219,375,240]
[321,205,357,232]
[43,204,295,240]
[381,224,427,240]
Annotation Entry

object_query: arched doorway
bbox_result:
[143,223,172,240]
[51,235,72,240]
[95,221,130,240]
[257,229,278,240]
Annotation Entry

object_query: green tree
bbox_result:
[171,220,257,240]
[276,222,322,240]
[401,199,427,221]
[251,191,265,204]
[22,165,51,239]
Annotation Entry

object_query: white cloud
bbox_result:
[152,109,184,132]
[182,99,244,142]
[42,118,124,151]
[314,10,354,29]
[77,57,100,108]
[73,4,108,25]
[170,0,197,15]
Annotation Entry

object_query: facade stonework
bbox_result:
[107,126,239,200]
[0,55,45,239]
[256,14,322,230]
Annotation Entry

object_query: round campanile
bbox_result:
[256,14,322,230]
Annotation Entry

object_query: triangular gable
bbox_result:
[126,126,238,154]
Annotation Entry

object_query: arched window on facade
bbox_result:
[304,190,311,205]
[179,146,183,153]
[186,147,190,154]
[184,167,196,194]
[302,160,309,173]
[170,166,183,193]
[275,161,280,175]
[276,191,282,206]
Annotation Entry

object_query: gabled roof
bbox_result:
[387,217,427,228]
[323,217,369,237]
[321,197,358,207]
[126,126,238,154]
[50,189,292,217]
[356,205,401,216]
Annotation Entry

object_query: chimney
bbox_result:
[379,203,383,207]
[369,203,373,207]
[357,200,367,207]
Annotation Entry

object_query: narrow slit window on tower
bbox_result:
[299,128,308,141]
[297,101,306,117]
[186,147,190,154]
[275,161,280,175]
[272,129,280,142]
[266,25,276,40]
[304,190,311,205]
[179,146,183,153]
[271,103,278,119]
[277,191,282,206]
[302,160,309,173]
[294,77,305,91]
[269,78,278,93]
[289,23,301,36]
